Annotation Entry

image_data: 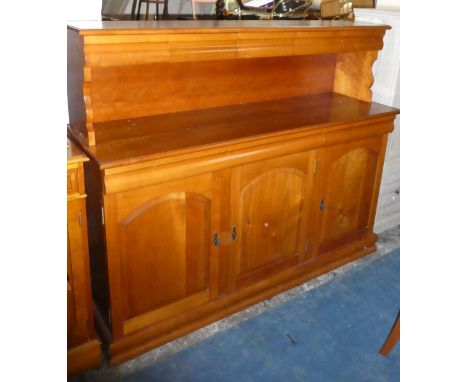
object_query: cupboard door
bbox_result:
[67,199,91,347]
[229,151,315,291]
[106,174,219,336]
[317,137,384,254]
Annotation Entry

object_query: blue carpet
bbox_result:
[124,249,400,382]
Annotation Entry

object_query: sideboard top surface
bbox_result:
[67,20,390,35]
[82,93,398,169]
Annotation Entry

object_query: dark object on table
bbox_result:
[233,0,314,19]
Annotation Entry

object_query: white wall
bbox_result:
[67,0,102,20]
[376,0,400,8]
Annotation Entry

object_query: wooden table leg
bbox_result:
[163,0,169,18]
[379,312,400,356]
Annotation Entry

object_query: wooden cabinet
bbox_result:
[67,21,399,365]
[67,142,101,375]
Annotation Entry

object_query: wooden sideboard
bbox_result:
[67,20,399,365]
[67,141,101,374]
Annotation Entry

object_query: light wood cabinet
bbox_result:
[67,21,399,365]
[67,141,101,375]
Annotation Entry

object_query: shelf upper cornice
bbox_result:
[67,20,390,35]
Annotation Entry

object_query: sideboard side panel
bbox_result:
[68,30,95,146]
[334,50,379,102]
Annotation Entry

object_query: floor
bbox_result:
[78,226,400,381]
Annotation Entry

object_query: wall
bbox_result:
[67,0,102,19]
[354,7,400,233]
[376,0,400,8]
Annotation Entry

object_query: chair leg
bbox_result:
[131,0,138,19]
[146,0,150,20]
[137,0,142,20]
[191,0,196,19]
[380,312,400,356]
[178,0,184,15]
[163,0,169,18]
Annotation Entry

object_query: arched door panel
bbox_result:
[106,174,218,336]
[318,137,383,254]
[229,152,314,291]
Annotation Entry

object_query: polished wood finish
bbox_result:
[334,51,379,102]
[380,311,400,356]
[229,152,314,291]
[67,141,101,375]
[317,137,382,254]
[67,20,389,147]
[67,21,398,366]
[105,174,220,337]
[80,93,396,171]
[67,339,101,376]
[85,55,336,124]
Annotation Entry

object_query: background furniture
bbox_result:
[319,0,353,19]
[380,311,400,355]
[67,140,101,375]
[355,7,400,233]
[137,0,169,19]
[102,0,131,19]
[233,0,314,19]
[178,0,218,19]
[67,20,398,365]
[353,0,375,7]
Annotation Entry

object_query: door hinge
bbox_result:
[313,159,318,174]
[231,225,237,241]
[101,206,105,225]
[78,212,82,227]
